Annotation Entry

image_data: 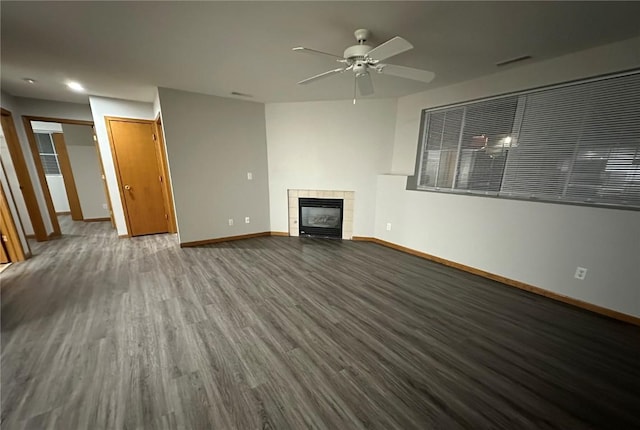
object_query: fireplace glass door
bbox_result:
[298,198,343,238]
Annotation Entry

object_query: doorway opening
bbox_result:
[22,117,112,239]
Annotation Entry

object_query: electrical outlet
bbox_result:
[386,222,392,231]
[574,266,587,280]
[247,172,253,180]
[228,219,234,226]
[245,217,250,224]
[102,203,108,209]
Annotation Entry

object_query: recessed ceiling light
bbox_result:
[23,78,37,84]
[67,81,85,92]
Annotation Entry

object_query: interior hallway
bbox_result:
[1,216,639,429]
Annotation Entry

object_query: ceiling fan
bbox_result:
[293,29,435,103]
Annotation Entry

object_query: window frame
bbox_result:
[411,68,640,211]
[35,132,62,176]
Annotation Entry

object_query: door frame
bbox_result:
[154,115,177,233]
[106,116,172,236]
[52,133,83,221]
[1,108,48,242]
[94,137,115,228]
[21,116,94,237]
[0,160,30,261]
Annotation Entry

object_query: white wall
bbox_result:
[376,36,640,318]
[89,96,155,235]
[375,176,640,317]
[153,90,162,119]
[46,175,70,213]
[158,87,270,244]
[266,99,397,236]
[62,124,109,219]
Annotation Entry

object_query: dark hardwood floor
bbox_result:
[1,216,639,429]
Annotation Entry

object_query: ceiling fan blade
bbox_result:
[378,64,435,83]
[366,36,413,61]
[297,68,345,85]
[357,72,374,96]
[292,46,344,60]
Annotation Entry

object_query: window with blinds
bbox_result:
[416,71,640,209]
[35,133,61,175]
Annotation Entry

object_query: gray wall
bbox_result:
[61,124,109,220]
[14,97,93,122]
[158,88,270,244]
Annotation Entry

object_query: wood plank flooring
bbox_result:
[1,216,639,429]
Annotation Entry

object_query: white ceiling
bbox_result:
[2,1,640,105]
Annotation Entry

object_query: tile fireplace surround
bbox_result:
[288,189,354,239]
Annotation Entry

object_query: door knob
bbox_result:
[124,184,131,190]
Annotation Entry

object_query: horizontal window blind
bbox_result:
[35,133,55,154]
[456,96,518,194]
[416,70,640,210]
[419,108,463,188]
[35,133,61,175]
[40,154,60,175]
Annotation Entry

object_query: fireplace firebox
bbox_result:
[298,198,343,238]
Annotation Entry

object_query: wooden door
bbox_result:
[52,133,83,221]
[0,168,28,262]
[0,242,9,263]
[107,118,168,237]
[1,109,48,241]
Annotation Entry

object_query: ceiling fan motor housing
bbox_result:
[354,28,370,43]
[343,44,373,61]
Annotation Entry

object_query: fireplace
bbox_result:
[287,190,354,239]
[298,198,343,238]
